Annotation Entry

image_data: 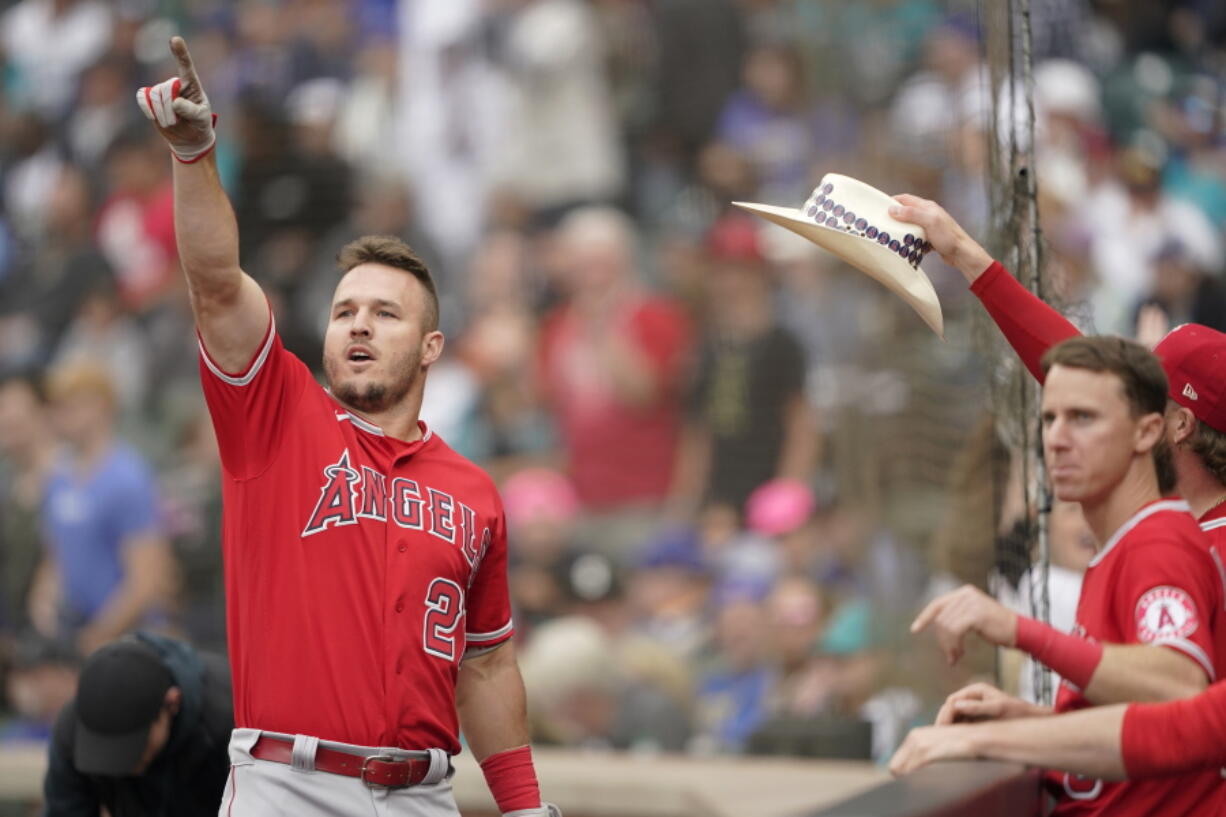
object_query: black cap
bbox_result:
[73,639,174,776]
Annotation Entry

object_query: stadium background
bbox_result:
[1,0,1225,813]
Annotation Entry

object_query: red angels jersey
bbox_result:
[198,318,513,753]
[1046,500,1226,816]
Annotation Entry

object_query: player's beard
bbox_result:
[324,345,421,415]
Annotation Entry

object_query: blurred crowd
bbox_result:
[1,0,1225,765]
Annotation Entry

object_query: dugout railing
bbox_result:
[0,743,1041,817]
[805,761,1043,817]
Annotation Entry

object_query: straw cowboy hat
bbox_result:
[734,173,944,337]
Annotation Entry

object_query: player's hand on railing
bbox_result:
[136,36,216,163]
[935,682,1050,726]
[890,194,994,284]
[911,584,1019,665]
[889,724,979,776]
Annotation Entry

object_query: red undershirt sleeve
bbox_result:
[1122,681,1226,778]
[969,261,1082,383]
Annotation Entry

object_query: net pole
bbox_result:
[1015,0,1055,708]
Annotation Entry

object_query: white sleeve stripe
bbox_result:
[199,315,276,387]
[1152,637,1216,682]
[466,621,514,642]
[463,642,509,659]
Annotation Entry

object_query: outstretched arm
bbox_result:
[895,680,1226,780]
[890,195,1081,381]
[914,585,1208,704]
[890,705,1128,779]
[138,37,268,372]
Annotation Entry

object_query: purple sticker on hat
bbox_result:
[816,194,826,206]
[822,183,833,195]
[904,234,915,246]
[822,199,834,211]
[814,212,827,225]
[855,218,867,231]
[843,211,855,224]
[832,204,845,217]
[865,226,878,239]
[878,232,890,245]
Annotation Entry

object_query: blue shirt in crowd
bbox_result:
[42,443,160,623]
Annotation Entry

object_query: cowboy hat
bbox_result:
[733,173,944,337]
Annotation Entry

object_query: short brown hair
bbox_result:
[337,235,439,331]
[1041,336,1175,494]
[1189,420,1226,488]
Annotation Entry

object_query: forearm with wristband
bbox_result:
[1015,615,1103,690]
[480,745,561,817]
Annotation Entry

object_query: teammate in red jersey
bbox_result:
[892,197,1226,815]
[136,38,556,817]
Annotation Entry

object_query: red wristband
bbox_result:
[480,745,541,814]
[1015,615,1103,689]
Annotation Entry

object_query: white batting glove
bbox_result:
[136,36,216,163]
[504,804,562,817]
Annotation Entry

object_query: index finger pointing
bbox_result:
[170,36,197,81]
[910,597,944,633]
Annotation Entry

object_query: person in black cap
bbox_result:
[42,632,232,817]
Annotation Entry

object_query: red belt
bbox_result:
[250,736,436,788]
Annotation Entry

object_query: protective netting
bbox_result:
[980,0,1077,706]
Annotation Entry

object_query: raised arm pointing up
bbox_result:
[137,36,268,375]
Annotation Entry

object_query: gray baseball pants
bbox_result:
[217,728,462,817]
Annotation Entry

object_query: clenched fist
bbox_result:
[136,36,216,163]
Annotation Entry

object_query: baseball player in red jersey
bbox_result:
[891,198,1226,815]
[136,38,557,817]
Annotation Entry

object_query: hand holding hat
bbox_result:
[888,194,995,285]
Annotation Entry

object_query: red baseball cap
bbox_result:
[1154,323,1226,433]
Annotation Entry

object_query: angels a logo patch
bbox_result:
[1135,586,1199,643]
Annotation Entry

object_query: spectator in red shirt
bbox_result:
[538,207,692,556]
[94,130,178,313]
